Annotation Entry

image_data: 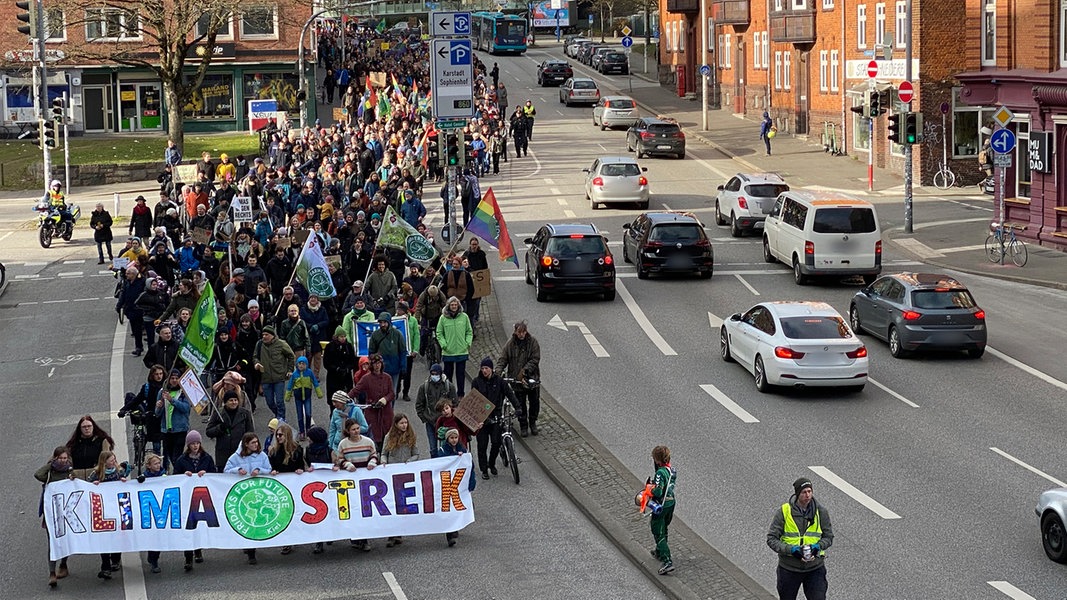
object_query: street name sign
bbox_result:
[430,11,471,37]
[430,38,475,119]
[436,118,467,129]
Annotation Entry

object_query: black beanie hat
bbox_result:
[793,477,813,496]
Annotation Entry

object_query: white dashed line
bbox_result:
[557,198,568,205]
[733,274,760,295]
[15,274,39,279]
[543,178,555,184]
[550,187,562,195]
[563,210,576,218]
[699,383,759,423]
[57,271,83,277]
[63,260,85,264]
[990,447,1067,487]
[987,581,1037,600]
[808,466,901,519]
[868,378,919,408]
[383,572,409,600]
[616,280,677,356]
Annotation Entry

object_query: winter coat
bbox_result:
[285,360,323,401]
[206,406,255,469]
[351,372,395,442]
[90,209,114,243]
[381,433,420,464]
[173,450,216,475]
[436,307,473,359]
[255,337,296,383]
[415,289,447,325]
[117,276,146,320]
[154,387,192,433]
[329,405,370,450]
[498,333,542,383]
[158,291,198,322]
[135,288,168,322]
[443,268,474,302]
[143,338,179,371]
[224,451,272,474]
[300,304,332,350]
[277,317,311,353]
[470,372,517,421]
[341,307,376,343]
[415,377,458,424]
[368,324,407,376]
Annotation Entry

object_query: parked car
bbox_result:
[579,44,609,65]
[583,156,649,210]
[599,51,630,74]
[715,173,790,237]
[1037,487,1067,564]
[762,191,882,285]
[590,47,618,70]
[848,273,987,358]
[592,96,639,130]
[720,301,868,393]
[538,60,574,86]
[572,40,596,60]
[523,223,616,302]
[626,117,686,159]
[566,37,591,57]
[559,77,601,106]
[622,212,713,279]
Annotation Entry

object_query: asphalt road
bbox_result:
[480,47,1067,599]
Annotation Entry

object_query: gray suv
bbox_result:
[714,172,789,237]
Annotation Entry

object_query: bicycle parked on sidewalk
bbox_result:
[985,222,1028,266]
[928,122,960,190]
[500,376,539,485]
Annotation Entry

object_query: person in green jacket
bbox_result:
[396,301,420,401]
[254,325,295,421]
[647,445,677,575]
[435,296,473,395]
[341,297,376,346]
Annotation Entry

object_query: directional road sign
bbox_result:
[699,64,711,76]
[430,38,475,119]
[990,129,1017,154]
[897,80,914,103]
[992,105,1015,128]
[867,60,878,78]
[430,11,471,37]
[621,35,633,48]
[436,118,467,129]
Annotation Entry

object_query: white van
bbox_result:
[762,191,882,285]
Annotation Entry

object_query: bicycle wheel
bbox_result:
[133,432,145,470]
[503,435,519,484]
[1009,238,1028,267]
[933,169,955,190]
[984,235,1002,263]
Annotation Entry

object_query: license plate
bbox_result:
[657,145,671,149]
[754,221,764,229]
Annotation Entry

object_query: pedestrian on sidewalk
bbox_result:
[522,100,537,140]
[90,202,114,264]
[323,68,337,104]
[766,477,834,600]
[760,112,775,156]
[643,445,677,575]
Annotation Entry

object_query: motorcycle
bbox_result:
[34,200,80,249]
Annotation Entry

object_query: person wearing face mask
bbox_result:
[415,363,457,458]
[36,446,74,587]
[300,294,331,378]
[277,303,310,358]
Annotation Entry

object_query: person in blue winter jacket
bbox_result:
[329,391,369,450]
[285,356,323,440]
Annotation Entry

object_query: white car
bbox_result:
[714,172,789,237]
[583,156,649,210]
[566,37,591,57]
[720,301,868,393]
[1037,487,1067,563]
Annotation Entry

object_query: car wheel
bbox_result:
[1042,512,1067,564]
[730,213,742,238]
[635,144,644,159]
[967,348,985,359]
[849,304,864,334]
[862,274,877,285]
[636,263,648,279]
[699,268,713,279]
[888,326,908,358]
[604,289,615,301]
[638,200,649,210]
[600,121,607,131]
[715,201,726,226]
[792,257,808,285]
[524,260,533,285]
[754,355,771,393]
[535,276,547,302]
[622,243,631,263]
[590,195,599,210]
[720,327,734,363]
[763,237,777,263]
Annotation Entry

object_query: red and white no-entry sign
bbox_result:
[867,60,879,78]
[898,80,914,103]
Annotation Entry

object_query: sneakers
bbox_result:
[402,394,411,402]
[149,563,161,574]
[193,550,203,563]
[280,546,293,555]
[184,558,193,572]
[658,561,675,575]
[489,466,498,476]
[312,542,324,554]
[530,423,539,436]
[48,572,57,588]
[481,470,490,480]
[56,563,68,579]
[97,570,111,580]
[131,348,143,356]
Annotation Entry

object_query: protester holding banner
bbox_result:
[36,447,73,588]
[369,311,407,391]
[350,354,395,445]
[66,415,114,481]
[87,451,129,579]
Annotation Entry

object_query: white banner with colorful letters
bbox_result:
[44,455,475,560]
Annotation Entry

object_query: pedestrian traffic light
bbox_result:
[887,112,903,144]
[51,97,64,122]
[43,118,56,149]
[868,90,882,117]
[445,134,460,167]
[904,111,923,144]
[17,119,40,145]
[429,133,441,165]
[15,0,36,38]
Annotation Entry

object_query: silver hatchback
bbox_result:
[583,156,649,210]
[592,96,639,130]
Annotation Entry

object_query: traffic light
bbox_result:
[16,0,36,38]
[42,118,56,149]
[850,101,869,119]
[887,112,903,144]
[868,90,882,117]
[445,134,460,167]
[429,133,441,165]
[17,119,40,145]
[51,97,64,122]
[904,112,923,144]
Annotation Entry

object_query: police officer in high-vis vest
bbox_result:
[767,477,834,600]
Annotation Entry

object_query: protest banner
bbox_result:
[179,369,212,415]
[455,388,495,432]
[355,317,411,356]
[190,227,212,246]
[471,269,491,299]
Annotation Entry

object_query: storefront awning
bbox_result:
[5,73,68,86]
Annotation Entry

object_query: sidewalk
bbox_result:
[540,41,1067,288]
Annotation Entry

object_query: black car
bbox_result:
[524,223,616,301]
[578,44,609,65]
[622,212,713,279]
[538,60,574,86]
[599,52,629,74]
[626,117,686,159]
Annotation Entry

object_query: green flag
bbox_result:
[376,19,387,33]
[377,206,439,264]
[177,283,218,374]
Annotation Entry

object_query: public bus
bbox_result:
[470,12,528,55]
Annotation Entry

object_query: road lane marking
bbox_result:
[547,314,609,357]
[661,203,672,211]
[616,280,677,356]
[15,274,39,279]
[893,238,944,259]
[808,466,901,519]
[42,300,67,304]
[57,271,83,277]
[987,581,1037,600]
[544,178,555,184]
[699,384,759,423]
[868,378,919,408]
[990,447,1067,487]
[686,151,729,179]
[734,274,760,295]
[938,243,987,254]
[564,209,576,218]
[383,572,409,600]
[987,346,1067,394]
[557,198,568,205]
[63,259,85,264]
[550,187,562,195]
[0,231,11,244]
[23,261,47,266]
[708,311,723,330]
[556,109,564,115]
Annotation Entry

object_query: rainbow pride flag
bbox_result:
[465,188,518,268]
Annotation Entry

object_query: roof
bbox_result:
[595,156,639,164]
[643,212,701,224]
[736,172,786,184]
[765,301,841,317]
[545,223,600,236]
[888,273,967,289]
[781,190,871,206]
[601,95,634,101]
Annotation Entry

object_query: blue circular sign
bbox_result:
[990,129,1017,154]
[699,64,711,76]
[621,36,634,47]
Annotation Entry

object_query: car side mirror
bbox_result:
[582,168,590,173]
[729,313,742,322]
[716,185,724,191]
[622,223,631,229]
[523,237,534,245]
[641,167,648,172]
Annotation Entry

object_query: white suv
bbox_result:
[714,173,789,237]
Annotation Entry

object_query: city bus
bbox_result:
[471,12,528,55]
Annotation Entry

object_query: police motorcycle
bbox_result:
[34,181,80,248]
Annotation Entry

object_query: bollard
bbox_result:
[114,192,121,217]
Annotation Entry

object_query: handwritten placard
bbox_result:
[471,268,491,299]
[454,388,495,432]
[190,227,212,245]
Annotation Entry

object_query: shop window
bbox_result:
[951,87,993,158]
[1016,119,1031,198]
[244,72,299,114]
[184,74,234,119]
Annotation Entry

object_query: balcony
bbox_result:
[770,8,816,44]
[667,0,700,14]
[711,1,750,25]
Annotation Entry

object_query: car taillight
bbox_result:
[902,310,922,320]
[638,176,648,186]
[774,346,805,359]
[640,132,654,139]
[603,255,613,265]
[592,177,604,187]
[675,132,685,139]
[738,197,748,210]
[974,310,986,320]
[644,241,663,248]
[695,239,711,247]
[846,346,868,359]
[804,241,815,255]
[541,256,554,267]
[875,240,882,255]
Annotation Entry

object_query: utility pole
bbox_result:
[902,0,914,233]
[34,0,50,190]
[643,2,649,74]
[701,2,708,131]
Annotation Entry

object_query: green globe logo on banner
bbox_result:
[306,266,334,297]
[224,478,295,541]
[405,234,437,263]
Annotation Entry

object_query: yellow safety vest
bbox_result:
[49,190,66,208]
[780,503,825,556]
[523,104,536,117]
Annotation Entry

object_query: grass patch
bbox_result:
[0,132,260,190]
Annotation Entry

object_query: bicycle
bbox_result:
[501,376,540,485]
[118,401,149,482]
[929,119,960,190]
[985,222,1028,266]
[420,320,441,365]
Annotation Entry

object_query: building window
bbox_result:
[1016,119,1031,198]
[678,20,685,51]
[244,72,299,114]
[35,7,66,42]
[858,5,867,48]
[982,1,996,65]
[792,0,807,8]
[717,34,724,65]
[875,3,886,48]
[830,50,839,91]
[240,4,277,40]
[895,1,907,48]
[819,51,828,91]
[184,73,234,119]
[784,52,791,90]
[774,52,782,90]
[86,7,140,40]
[853,98,871,150]
[724,34,732,68]
[762,32,769,69]
[774,0,784,10]
[1061,0,1067,67]
[951,87,993,158]
[823,0,834,8]
[195,12,233,40]
[753,34,762,68]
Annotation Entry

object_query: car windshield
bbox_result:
[607,99,634,108]
[648,224,703,243]
[812,207,877,234]
[911,290,977,309]
[573,80,597,89]
[606,53,625,60]
[547,236,607,256]
[746,184,789,198]
[648,124,679,133]
[600,163,640,177]
[779,316,853,339]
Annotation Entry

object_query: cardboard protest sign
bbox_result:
[471,269,492,299]
[455,388,495,432]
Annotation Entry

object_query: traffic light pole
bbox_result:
[902,0,914,233]
[34,0,50,192]
[63,91,70,191]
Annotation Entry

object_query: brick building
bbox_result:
[659,0,972,186]
[956,0,1067,250]
[0,2,313,135]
